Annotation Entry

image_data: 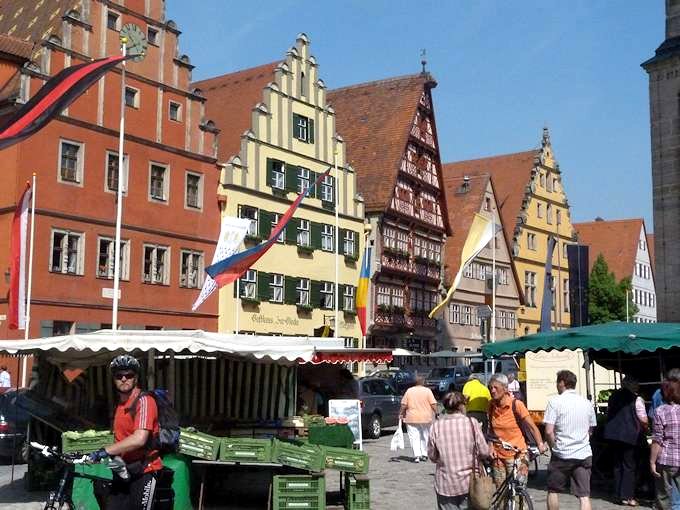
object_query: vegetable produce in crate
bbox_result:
[61,430,114,454]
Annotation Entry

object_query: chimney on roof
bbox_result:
[458,175,471,194]
[595,216,605,222]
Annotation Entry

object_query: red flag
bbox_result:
[8,183,32,330]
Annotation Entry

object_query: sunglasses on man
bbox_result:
[113,371,136,381]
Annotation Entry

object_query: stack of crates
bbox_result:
[344,473,370,510]
[272,439,325,472]
[219,437,273,463]
[323,446,369,474]
[273,474,326,510]
[178,428,221,460]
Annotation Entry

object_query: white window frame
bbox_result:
[148,163,169,203]
[297,219,310,247]
[169,100,182,122]
[462,305,472,325]
[147,26,159,45]
[321,224,334,252]
[450,303,460,324]
[547,204,553,224]
[272,160,285,190]
[321,175,334,203]
[343,230,355,257]
[272,213,285,243]
[525,271,537,307]
[321,281,334,309]
[96,236,129,280]
[184,171,203,210]
[294,115,309,142]
[563,278,570,312]
[297,166,310,194]
[239,205,258,237]
[50,229,84,275]
[124,86,140,109]
[537,203,543,218]
[270,273,284,303]
[296,278,310,306]
[179,249,203,289]
[104,150,129,195]
[527,233,536,251]
[142,244,170,285]
[508,312,516,330]
[343,286,355,311]
[106,10,120,30]
[239,269,257,299]
[58,139,84,186]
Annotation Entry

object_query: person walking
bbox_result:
[650,369,680,510]
[487,373,547,488]
[507,372,523,401]
[544,370,597,510]
[462,374,491,433]
[428,392,489,510]
[603,376,648,506]
[0,365,11,388]
[400,374,437,463]
[90,355,163,509]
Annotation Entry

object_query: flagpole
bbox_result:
[490,209,496,375]
[21,174,36,387]
[333,145,339,341]
[112,40,127,331]
[236,279,241,334]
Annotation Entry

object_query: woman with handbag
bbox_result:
[428,392,490,510]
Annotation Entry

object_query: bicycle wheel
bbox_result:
[43,494,73,510]
[514,487,534,510]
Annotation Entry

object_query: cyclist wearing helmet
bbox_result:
[91,354,162,509]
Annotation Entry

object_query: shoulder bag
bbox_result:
[468,417,494,510]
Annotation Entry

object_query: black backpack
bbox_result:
[130,389,180,454]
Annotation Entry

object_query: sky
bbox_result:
[166,0,663,230]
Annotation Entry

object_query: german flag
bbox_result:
[0,55,126,151]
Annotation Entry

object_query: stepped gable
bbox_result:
[328,73,434,213]
[192,61,280,163]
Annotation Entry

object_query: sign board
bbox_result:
[102,288,121,299]
[328,399,363,450]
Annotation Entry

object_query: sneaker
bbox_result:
[414,457,420,463]
[420,456,428,462]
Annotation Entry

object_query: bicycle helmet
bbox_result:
[109,354,140,375]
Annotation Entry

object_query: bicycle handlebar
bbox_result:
[30,442,130,480]
[491,439,542,458]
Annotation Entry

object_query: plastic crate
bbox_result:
[219,437,272,463]
[61,431,114,454]
[178,429,220,460]
[274,474,325,495]
[273,474,325,510]
[302,415,326,428]
[324,446,369,474]
[344,473,370,510]
[272,439,325,472]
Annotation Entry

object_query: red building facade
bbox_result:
[0,0,220,353]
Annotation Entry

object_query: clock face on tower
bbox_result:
[120,23,147,62]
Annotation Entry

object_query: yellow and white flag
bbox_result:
[429,213,497,319]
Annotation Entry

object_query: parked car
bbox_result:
[0,389,29,460]
[369,368,416,394]
[356,377,401,439]
[425,366,471,396]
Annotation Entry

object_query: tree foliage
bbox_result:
[588,254,638,324]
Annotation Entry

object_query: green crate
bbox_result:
[272,439,325,472]
[302,415,326,428]
[344,474,370,510]
[324,446,369,474]
[274,474,325,495]
[61,431,114,454]
[178,429,220,460]
[219,437,272,463]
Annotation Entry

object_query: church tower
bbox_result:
[641,0,680,321]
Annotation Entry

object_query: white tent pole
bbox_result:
[235,279,240,333]
[112,41,127,331]
[22,173,36,387]
[490,209,496,375]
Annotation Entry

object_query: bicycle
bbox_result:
[489,439,540,510]
[30,441,128,510]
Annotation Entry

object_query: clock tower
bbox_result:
[642,0,680,322]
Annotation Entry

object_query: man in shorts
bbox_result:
[544,370,597,510]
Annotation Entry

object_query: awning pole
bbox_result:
[583,350,592,402]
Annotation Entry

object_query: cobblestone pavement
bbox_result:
[0,433,656,509]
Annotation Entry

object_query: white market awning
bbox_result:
[0,329,346,370]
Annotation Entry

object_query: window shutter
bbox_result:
[310,171,321,199]
[310,222,322,249]
[339,229,347,255]
[286,218,299,244]
[311,280,321,308]
[353,231,359,259]
[293,114,301,140]
[339,284,346,309]
[284,276,297,304]
[266,159,275,188]
[285,164,298,192]
[257,272,270,301]
[350,286,357,310]
[308,119,315,143]
[258,210,272,239]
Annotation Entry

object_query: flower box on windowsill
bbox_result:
[343,309,357,316]
[271,187,288,198]
[244,235,262,244]
[297,245,314,255]
[383,246,408,258]
[344,254,358,263]
[296,304,313,313]
[240,297,260,305]
[321,200,335,211]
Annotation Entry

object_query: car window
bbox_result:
[361,381,372,395]
[381,382,397,396]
